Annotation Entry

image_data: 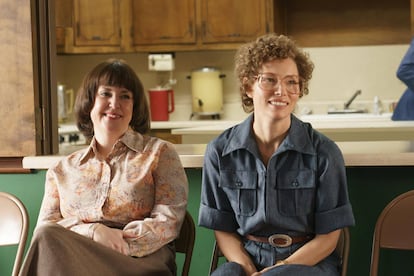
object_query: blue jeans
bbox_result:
[211,261,339,276]
[211,262,246,276]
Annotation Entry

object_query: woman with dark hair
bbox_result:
[20,59,188,276]
[199,34,355,276]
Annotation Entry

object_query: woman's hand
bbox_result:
[215,230,258,275]
[92,224,137,255]
[251,261,285,276]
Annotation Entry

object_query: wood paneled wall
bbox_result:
[0,0,36,156]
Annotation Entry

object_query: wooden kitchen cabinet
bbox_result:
[274,0,413,47]
[56,0,412,54]
[130,0,273,51]
[73,0,120,47]
[130,0,196,47]
[129,0,273,51]
[199,0,272,45]
[56,0,274,53]
[56,0,130,54]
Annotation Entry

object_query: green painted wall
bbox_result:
[1,167,414,275]
[0,170,45,276]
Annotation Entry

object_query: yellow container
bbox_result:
[190,67,224,116]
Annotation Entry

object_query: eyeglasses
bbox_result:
[255,73,302,95]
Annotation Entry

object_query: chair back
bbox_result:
[175,211,195,276]
[209,240,223,274]
[210,228,350,276]
[370,190,414,276]
[335,227,350,276]
[0,192,29,276]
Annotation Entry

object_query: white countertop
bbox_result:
[151,113,397,130]
[23,142,414,169]
[60,120,239,133]
[43,114,414,170]
[150,120,240,130]
[24,144,207,169]
[64,113,414,143]
[171,114,414,142]
[60,115,413,142]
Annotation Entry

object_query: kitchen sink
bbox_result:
[327,109,367,114]
[300,112,392,122]
[328,108,367,114]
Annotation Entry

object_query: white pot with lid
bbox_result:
[188,67,225,118]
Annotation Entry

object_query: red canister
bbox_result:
[148,87,175,121]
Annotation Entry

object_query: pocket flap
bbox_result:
[219,170,257,189]
[276,169,315,189]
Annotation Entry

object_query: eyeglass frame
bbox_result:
[254,73,303,95]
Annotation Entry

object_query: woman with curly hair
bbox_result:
[199,34,355,276]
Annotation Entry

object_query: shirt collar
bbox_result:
[222,114,257,155]
[79,129,144,162]
[282,115,316,155]
[222,114,316,156]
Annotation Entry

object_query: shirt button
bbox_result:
[235,180,243,187]
[292,180,299,187]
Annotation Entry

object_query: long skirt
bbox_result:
[19,223,176,276]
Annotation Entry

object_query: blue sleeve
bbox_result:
[314,139,355,233]
[198,142,239,232]
[397,38,414,91]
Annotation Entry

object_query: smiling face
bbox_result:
[90,85,134,141]
[246,58,300,124]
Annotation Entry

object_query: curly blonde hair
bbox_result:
[235,34,314,113]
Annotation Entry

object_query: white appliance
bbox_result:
[189,67,225,119]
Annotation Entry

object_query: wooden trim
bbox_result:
[0,157,32,174]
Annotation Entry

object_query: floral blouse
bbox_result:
[37,129,188,257]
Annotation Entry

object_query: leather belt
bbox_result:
[245,234,313,248]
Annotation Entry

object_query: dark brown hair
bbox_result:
[75,59,150,139]
[235,34,314,113]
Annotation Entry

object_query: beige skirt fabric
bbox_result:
[19,223,176,276]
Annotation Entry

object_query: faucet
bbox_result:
[344,90,361,109]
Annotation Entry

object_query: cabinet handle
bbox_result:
[76,22,101,40]
[202,21,206,36]
[189,21,193,36]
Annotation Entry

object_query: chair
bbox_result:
[369,190,414,276]
[175,211,196,276]
[0,192,29,276]
[209,228,350,276]
[336,227,351,276]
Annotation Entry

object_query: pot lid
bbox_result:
[193,66,219,72]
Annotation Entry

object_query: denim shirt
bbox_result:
[392,37,414,121]
[199,114,355,237]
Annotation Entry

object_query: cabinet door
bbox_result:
[200,0,270,44]
[73,0,120,46]
[131,0,196,46]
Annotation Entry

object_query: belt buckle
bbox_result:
[268,234,292,248]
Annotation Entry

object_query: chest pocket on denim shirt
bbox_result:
[276,169,315,216]
[219,170,257,216]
